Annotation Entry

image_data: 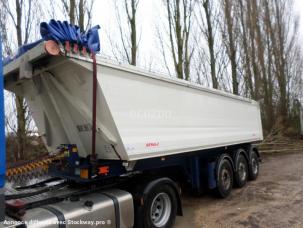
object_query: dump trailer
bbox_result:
[0,21,263,228]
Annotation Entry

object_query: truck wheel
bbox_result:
[217,158,233,198]
[235,154,248,188]
[249,150,259,180]
[136,184,177,228]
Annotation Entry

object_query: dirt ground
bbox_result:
[175,152,303,228]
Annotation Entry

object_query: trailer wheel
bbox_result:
[235,154,248,188]
[249,150,259,180]
[136,184,178,228]
[217,158,233,198]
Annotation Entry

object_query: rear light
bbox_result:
[6,199,26,210]
[6,199,26,217]
[98,166,109,176]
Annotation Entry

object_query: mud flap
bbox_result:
[208,162,217,189]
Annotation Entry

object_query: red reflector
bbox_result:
[73,44,79,53]
[65,41,71,52]
[98,166,109,175]
[6,199,26,209]
[82,47,87,56]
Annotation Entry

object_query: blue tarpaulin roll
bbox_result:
[40,20,100,53]
[4,20,100,65]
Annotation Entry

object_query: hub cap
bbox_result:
[238,162,247,181]
[221,168,231,190]
[150,193,172,227]
[252,158,258,175]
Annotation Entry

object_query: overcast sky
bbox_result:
[90,0,164,69]
[89,0,303,68]
[294,0,303,40]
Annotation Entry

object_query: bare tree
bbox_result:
[61,0,94,31]
[236,0,301,131]
[195,0,229,88]
[222,0,238,95]
[0,2,12,56]
[127,0,139,66]
[261,0,299,126]
[163,0,195,80]
[1,0,41,160]
[199,0,218,88]
[237,0,253,98]
[111,0,140,66]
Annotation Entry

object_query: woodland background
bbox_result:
[0,0,302,162]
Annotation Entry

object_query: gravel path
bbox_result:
[175,152,303,228]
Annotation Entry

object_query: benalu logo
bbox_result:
[129,110,173,120]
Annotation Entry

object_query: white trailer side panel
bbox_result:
[85,60,263,160]
[4,46,263,161]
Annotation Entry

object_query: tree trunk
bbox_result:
[15,0,22,46]
[130,0,137,66]
[203,0,218,89]
[166,0,193,80]
[238,0,253,97]
[246,0,260,100]
[265,0,287,122]
[175,0,184,79]
[252,0,273,130]
[69,0,76,24]
[265,30,274,130]
[15,0,26,160]
[274,1,288,121]
[78,0,84,31]
[15,96,26,160]
[223,0,238,95]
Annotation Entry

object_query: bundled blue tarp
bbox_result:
[4,20,100,65]
[40,20,100,52]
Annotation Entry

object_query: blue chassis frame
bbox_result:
[49,145,251,192]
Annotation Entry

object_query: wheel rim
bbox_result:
[221,168,231,190]
[150,192,172,227]
[252,157,258,175]
[238,161,247,181]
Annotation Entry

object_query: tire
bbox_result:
[216,158,233,198]
[249,150,259,180]
[135,184,178,228]
[235,154,248,188]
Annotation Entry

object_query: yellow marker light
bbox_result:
[80,169,89,179]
